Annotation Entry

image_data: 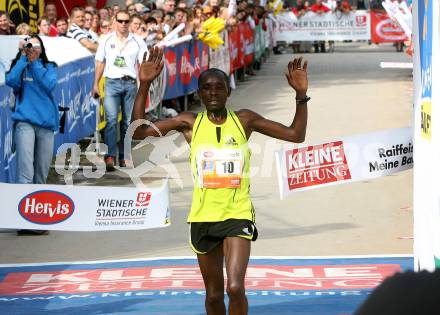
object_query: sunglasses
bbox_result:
[116,19,130,24]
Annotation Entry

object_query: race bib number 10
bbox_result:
[198,149,243,188]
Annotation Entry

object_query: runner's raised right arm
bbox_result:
[131,47,195,141]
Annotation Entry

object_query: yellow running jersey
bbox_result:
[188,109,255,222]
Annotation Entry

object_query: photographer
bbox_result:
[138,17,164,46]
[6,35,58,236]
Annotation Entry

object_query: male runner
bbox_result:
[131,47,309,315]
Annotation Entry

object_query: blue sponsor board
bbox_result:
[418,0,432,99]
[0,84,16,183]
[53,57,96,154]
[163,40,207,100]
[0,56,96,183]
[0,256,412,315]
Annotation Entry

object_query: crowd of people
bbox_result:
[1,0,272,49]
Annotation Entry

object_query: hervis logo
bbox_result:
[18,191,75,225]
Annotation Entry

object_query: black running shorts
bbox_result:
[189,219,258,254]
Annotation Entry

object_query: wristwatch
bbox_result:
[296,95,311,106]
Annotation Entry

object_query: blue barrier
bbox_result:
[0,56,96,183]
[163,40,209,100]
[53,56,96,152]
[0,84,16,183]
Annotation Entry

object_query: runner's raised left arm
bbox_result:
[239,57,309,143]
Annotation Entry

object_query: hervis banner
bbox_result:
[275,127,412,199]
[0,182,170,231]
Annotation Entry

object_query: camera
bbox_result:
[23,38,41,49]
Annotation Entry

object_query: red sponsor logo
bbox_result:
[375,19,407,41]
[0,264,401,295]
[18,191,74,224]
[165,50,177,87]
[135,192,151,207]
[370,12,407,43]
[203,151,214,158]
[285,141,352,190]
[201,45,209,71]
[193,43,201,78]
[179,48,193,85]
[356,15,367,27]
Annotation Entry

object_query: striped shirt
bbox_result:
[67,24,95,42]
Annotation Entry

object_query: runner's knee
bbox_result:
[206,291,224,305]
[226,282,245,298]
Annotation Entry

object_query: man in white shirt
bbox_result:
[67,7,98,53]
[94,10,147,171]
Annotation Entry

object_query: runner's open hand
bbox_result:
[285,57,308,99]
[139,46,164,84]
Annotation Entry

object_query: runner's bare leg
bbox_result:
[197,244,226,315]
[224,237,251,315]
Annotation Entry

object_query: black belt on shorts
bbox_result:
[109,76,136,81]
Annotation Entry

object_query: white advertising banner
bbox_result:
[274,10,371,42]
[0,182,170,231]
[275,128,412,199]
[209,31,231,75]
[413,0,440,271]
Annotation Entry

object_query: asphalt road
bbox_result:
[0,42,413,264]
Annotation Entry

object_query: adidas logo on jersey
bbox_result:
[225,136,238,146]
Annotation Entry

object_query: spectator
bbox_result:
[136,4,152,20]
[150,10,165,24]
[100,19,112,35]
[322,0,336,11]
[67,7,98,53]
[37,16,51,36]
[164,0,177,13]
[44,3,58,36]
[310,0,329,53]
[56,17,69,37]
[99,8,110,21]
[84,11,99,42]
[177,0,188,9]
[107,6,114,18]
[336,0,353,13]
[6,35,58,235]
[16,23,32,36]
[85,5,98,14]
[92,13,101,34]
[130,14,143,34]
[0,11,15,35]
[93,10,147,171]
[127,4,137,15]
[142,17,164,45]
[113,4,121,15]
[175,7,188,24]
[292,0,309,16]
[310,0,330,13]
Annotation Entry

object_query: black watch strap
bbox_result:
[296,96,311,105]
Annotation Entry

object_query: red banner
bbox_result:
[370,11,408,43]
[228,26,240,73]
[227,22,255,72]
[239,22,254,66]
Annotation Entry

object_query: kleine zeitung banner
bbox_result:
[275,127,413,199]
